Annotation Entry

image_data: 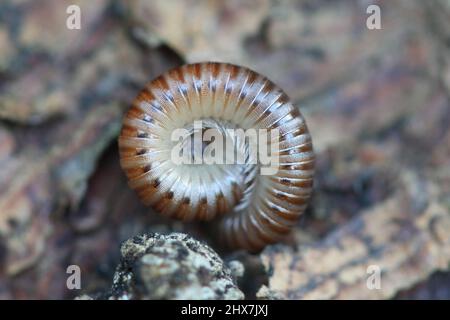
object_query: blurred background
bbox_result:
[0,0,449,299]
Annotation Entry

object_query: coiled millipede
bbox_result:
[119,62,315,252]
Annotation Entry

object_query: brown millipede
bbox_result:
[119,62,315,251]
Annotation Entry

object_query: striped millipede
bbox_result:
[119,62,315,252]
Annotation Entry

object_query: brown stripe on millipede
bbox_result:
[118,62,315,252]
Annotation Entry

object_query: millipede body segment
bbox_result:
[119,62,315,252]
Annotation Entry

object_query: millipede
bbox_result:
[118,62,315,252]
